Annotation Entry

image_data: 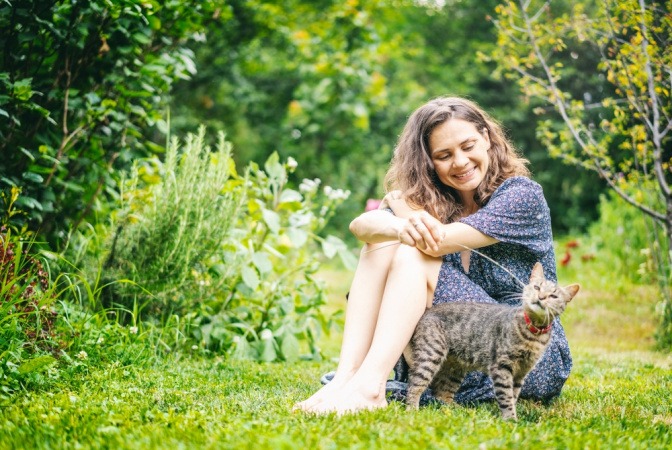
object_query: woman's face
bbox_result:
[428,118,490,200]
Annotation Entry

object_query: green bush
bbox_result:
[0,0,222,248]
[195,152,355,362]
[558,190,665,282]
[556,189,671,349]
[588,191,663,284]
[98,127,240,322]
[85,128,354,361]
[0,216,61,398]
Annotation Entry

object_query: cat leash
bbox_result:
[361,240,526,288]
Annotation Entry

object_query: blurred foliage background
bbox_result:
[1,0,607,247]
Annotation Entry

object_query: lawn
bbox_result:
[1,266,671,449]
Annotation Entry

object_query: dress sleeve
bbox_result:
[459,177,553,255]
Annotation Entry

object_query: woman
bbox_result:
[295,96,571,414]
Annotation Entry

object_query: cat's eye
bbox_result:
[550,294,558,299]
[534,285,540,291]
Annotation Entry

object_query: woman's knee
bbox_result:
[389,245,441,276]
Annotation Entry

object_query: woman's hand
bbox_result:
[398,211,445,257]
[381,190,417,218]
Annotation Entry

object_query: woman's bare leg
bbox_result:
[293,242,398,410]
[310,245,442,414]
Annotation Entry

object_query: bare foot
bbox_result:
[308,380,387,415]
[293,371,353,412]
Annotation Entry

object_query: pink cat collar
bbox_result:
[524,312,552,335]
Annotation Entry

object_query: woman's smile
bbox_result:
[429,118,491,201]
[453,166,477,180]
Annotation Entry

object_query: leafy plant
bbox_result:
[91,128,353,361]
[98,127,241,322]
[194,151,355,362]
[0,0,223,248]
[0,193,62,397]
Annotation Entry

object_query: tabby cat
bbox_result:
[404,262,579,420]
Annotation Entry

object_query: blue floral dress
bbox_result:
[392,176,572,404]
[323,176,572,405]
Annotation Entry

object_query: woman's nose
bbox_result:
[453,150,469,167]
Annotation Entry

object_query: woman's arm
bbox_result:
[348,210,405,244]
[395,210,497,257]
[348,191,421,244]
[351,191,496,254]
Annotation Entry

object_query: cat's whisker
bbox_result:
[498,291,523,302]
[546,304,561,321]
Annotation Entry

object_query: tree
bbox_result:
[0,0,221,247]
[489,0,672,347]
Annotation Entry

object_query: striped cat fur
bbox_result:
[405,262,580,420]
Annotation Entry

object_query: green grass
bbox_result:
[1,264,671,449]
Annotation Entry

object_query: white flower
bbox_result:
[191,345,198,351]
[325,187,350,200]
[260,329,274,340]
[129,326,138,335]
[76,351,88,360]
[96,337,105,345]
[287,156,298,169]
[299,178,321,193]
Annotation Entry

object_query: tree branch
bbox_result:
[637,0,671,198]
[517,0,666,223]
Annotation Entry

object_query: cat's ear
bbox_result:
[563,284,580,301]
[530,262,544,282]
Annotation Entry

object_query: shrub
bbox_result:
[88,128,354,361]
[557,189,671,349]
[0,194,62,397]
[0,0,223,248]
[194,152,355,362]
[98,127,241,322]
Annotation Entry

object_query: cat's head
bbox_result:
[522,262,580,324]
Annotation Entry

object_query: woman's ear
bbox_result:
[481,127,490,146]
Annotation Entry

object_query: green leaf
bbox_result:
[264,152,285,182]
[278,296,294,315]
[231,338,255,360]
[252,251,272,275]
[338,247,358,271]
[22,172,43,183]
[18,355,56,374]
[241,266,260,290]
[321,238,337,258]
[286,228,308,248]
[260,336,278,362]
[262,208,281,234]
[281,333,300,362]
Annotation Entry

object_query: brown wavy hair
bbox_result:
[384,96,530,223]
